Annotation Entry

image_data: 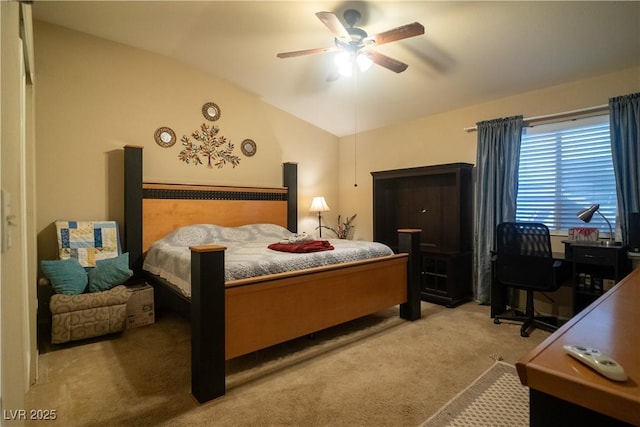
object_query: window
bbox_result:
[516,115,617,236]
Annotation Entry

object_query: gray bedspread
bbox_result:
[142,224,394,297]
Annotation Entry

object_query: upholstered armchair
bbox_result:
[41,221,133,344]
[48,284,130,344]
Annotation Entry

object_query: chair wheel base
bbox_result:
[494,312,557,338]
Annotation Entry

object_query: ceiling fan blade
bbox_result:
[369,51,409,73]
[364,22,425,46]
[315,11,351,44]
[277,46,338,59]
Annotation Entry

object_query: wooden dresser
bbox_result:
[516,267,640,426]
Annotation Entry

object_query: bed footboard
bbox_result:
[189,229,421,403]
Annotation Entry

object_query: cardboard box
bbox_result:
[568,227,599,242]
[126,283,155,328]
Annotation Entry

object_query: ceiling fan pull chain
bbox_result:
[353,69,358,188]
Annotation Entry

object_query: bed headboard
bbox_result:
[123,145,298,275]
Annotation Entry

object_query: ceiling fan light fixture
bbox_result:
[335,51,353,76]
[334,51,372,76]
[357,52,373,72]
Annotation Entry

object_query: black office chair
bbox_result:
[493,222,563,337]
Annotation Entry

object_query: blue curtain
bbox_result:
[609,92,640,245]
[473,116,523,303]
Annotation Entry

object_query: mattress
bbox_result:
[142,223,394,297]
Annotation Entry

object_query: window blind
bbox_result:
[516,115,617,235]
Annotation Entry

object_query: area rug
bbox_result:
[421,361,529,427]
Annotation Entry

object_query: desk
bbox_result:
[516,267,639,426]
[491,243,631,319]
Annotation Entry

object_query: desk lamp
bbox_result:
[310,196,330,237]
[577,204,614,244]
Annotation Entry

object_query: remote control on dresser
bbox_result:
[564,345,628,382]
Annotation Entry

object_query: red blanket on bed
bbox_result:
[268,240,335,253]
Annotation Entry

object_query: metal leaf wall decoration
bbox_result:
[178,123,241,169]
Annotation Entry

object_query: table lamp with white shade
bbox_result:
[310,196,330,237]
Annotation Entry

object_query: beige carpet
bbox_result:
[25,301,549,426]
[421,361,528,427]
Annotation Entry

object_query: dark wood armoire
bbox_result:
[372,163,474,307]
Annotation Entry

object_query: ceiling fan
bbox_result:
[276,9,425,74]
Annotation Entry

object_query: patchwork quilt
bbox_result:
[55,221,121,267]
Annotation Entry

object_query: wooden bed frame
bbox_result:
[123,145,422,403]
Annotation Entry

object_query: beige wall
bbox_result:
[339,67,640,243]
[338,66,639,319]
[34,21,339,261]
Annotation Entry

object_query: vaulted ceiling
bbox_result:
[32,1,640,136]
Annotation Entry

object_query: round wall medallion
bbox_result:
[241,139,257,157]
[202,102,221,121]
[154,127,176,148]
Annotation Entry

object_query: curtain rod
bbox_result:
[464,104,609,133]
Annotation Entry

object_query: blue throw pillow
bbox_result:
[88,252,133,292]
[41,258,88,295]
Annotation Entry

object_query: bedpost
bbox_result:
[283,162,298,233]
[124,145,144,277]
[398,229,422,320]
[190,244,227,403]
